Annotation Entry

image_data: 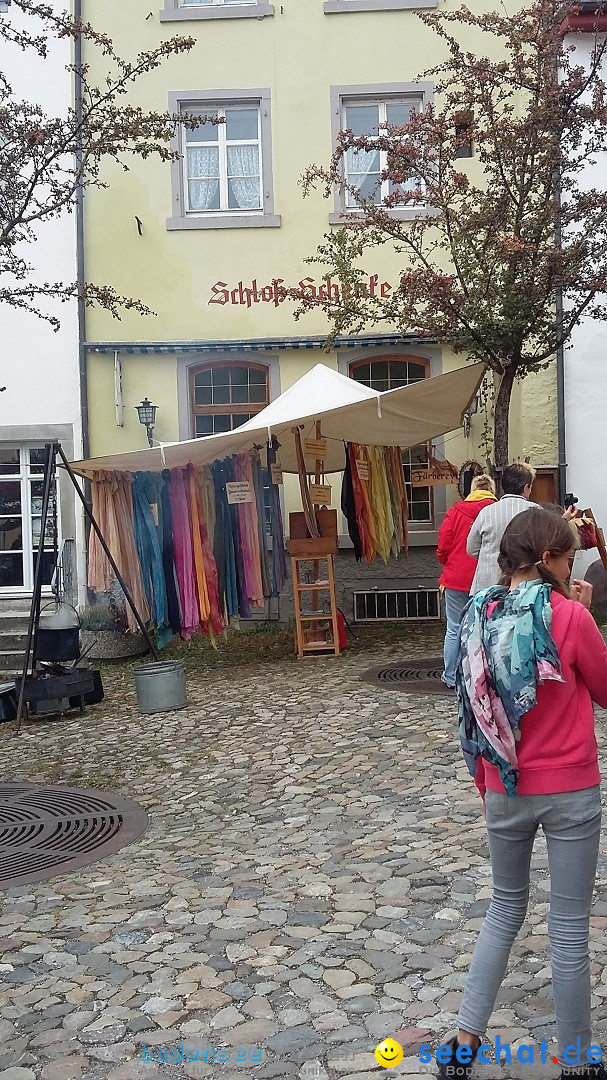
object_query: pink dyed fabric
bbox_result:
[234,453,264,608]
[168,468,200,640]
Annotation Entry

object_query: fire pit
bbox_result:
[18,669,95,717]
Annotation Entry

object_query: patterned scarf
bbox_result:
[456,580,564,795]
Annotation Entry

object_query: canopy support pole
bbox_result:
[56,444,160,662]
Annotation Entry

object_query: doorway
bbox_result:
[0,446,58,593]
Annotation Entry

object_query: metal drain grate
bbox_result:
[362,658,454,695]
[0,784,148,889]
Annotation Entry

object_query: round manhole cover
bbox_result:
[362,657,454,695]
[0,784,148,889]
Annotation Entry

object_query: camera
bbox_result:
[564,493,578,509]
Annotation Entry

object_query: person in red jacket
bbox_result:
[436,474,497,687]
[437,507,607,1080]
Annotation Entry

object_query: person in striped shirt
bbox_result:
[466,463,535,594]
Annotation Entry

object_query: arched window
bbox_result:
[350,356,433,524]
[189,361,269,437]
[189,360,272,534]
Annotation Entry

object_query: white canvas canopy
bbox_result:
[70,361,485,477]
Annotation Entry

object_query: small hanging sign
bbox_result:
[310,483,332,505]
[304,437,327,459]
[356,459,369,482]
[411,461,458,487]
[270,463,283,485]
[226,481,253,504]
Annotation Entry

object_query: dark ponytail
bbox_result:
[497,507,578,598]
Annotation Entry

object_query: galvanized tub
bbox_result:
[133,660,187,714]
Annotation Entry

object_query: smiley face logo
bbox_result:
[374,1038,404,1068]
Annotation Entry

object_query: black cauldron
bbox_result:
[36,624,80,662]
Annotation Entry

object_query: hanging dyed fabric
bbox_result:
[198,465,216,551]
[186,464,212,630]
[266,439,288,596]
[87,448,288,644]
[368,446,394,563]
[160,471,182,635]
[132,473,170,646]
[348,444,376,564]
[193,466,225,636]
[224,456,251,618]
[341,448,363,562]
[88,471,118,594]
[233,453,265,609]
[250,453,272,600]
[387,446,409,555]
[341,444,409,566]
[212,460,240,618]
[168,468,200,640]
[88,471,150,632]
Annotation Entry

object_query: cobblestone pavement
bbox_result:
[2,628,607,1080]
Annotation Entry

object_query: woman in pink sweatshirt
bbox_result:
[438,507,607,1080]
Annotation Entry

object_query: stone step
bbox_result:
[0,651,32,674]
[0,631,29,651]
[0,599,34,615]
[0,612,33,632]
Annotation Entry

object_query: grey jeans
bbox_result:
[457,787,602,1066]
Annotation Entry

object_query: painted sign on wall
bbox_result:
[208,274,395,309]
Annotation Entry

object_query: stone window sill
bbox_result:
[324,0,437,12]
[160,2,273,21]
[328,207,434,224]
[167,213,281,231]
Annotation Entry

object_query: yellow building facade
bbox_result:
[82,0,558,615]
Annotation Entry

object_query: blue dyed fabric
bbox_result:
[132,473,170,646]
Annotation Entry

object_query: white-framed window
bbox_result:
[0,446,59,591]
[167,89,280,231]
[342,96,423,208]
[161,0,273,21]
[185,105,262,215]
[349,357,434,526]
[189,362,273,533]
[329,82,432,224]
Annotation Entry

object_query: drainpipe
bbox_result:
[74,0,89,460]
[555,291,567,506]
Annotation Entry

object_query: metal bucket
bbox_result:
[133,660,187,714]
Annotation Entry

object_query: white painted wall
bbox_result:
[0,1,84,598]
[564,33,607,576]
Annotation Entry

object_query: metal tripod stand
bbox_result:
[15,441,159,731]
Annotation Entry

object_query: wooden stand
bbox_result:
[290,550,340,658]
[287,508,340,659]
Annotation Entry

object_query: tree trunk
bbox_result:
[493,368,516,472]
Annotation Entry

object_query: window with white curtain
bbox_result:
[341,96,423,208]
[168,90,280,230]
[185,106,262,214]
